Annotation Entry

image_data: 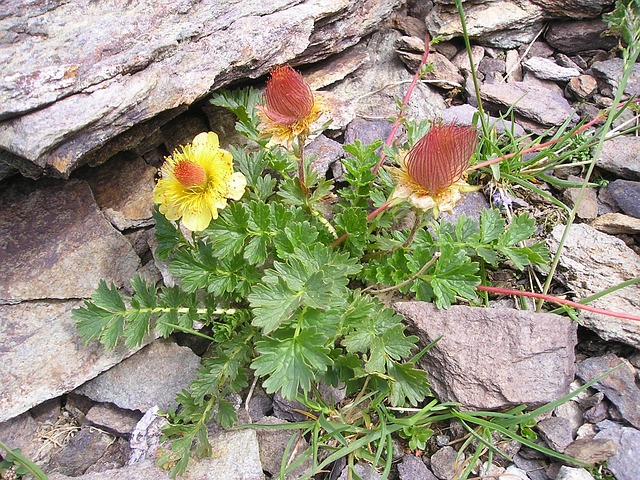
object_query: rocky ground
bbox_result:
[1,0,640,479]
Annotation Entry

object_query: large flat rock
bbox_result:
[0,0,399,178]
[0,179,140,302]
[0,300,143,423]
[394,302,577,410]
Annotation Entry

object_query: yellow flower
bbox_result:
[257,64,326,145]
[153,132,246,231]
[392,122,479,218]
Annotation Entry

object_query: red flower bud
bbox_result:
[263,65,314,126]
[406,123,478,194]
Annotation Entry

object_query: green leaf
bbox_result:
[93,279,126,312]
[386,361,431,407]
[455,215,479,243]
[430,245,480,308]
[480,208,505,243]
[335,207,368,257]
[73,280,127,349]
[249,278,302,333]
[209,87,262,141]
[206,202,249,257]
[252,329,333,399]
[500,213,536,246]
[153,207,181,259]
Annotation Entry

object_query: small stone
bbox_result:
[505,49,524,82]
[85,403,142,437]
[439,104,525,137]
[254,416,311,479]
[512,454,549,480]
[563,437,618,464]
[430,446,464,480]
[49,427,121,476]
[523,56,580,82]
[498,465,529,480]
[307,134,344,179]
[566,75,598,100]
[607,179,640,219]
[407,51,464,89]
[128,406,168,464]
[577,354,640,429]
[576,423,597,440]
[272,393,308,422]
[598,136,640,181]
[338,462,381,480]
[246,385,272,422]
[537,416,574,453]
[397,454,438,480]
[590,213,640,235]
[451,45,485,74]
[478,57,506,77]
[591,59,640,99]
[304,47,370,91]
[554,401,583,437]
[76,339,201,412]
[556,466,595,480]
[344,118,394,151]
[562,177,599,220]
[0,412,40,460]
[594,422,640,480]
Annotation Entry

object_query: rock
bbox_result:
[505,49,524,82]
[76,339,201,412]
[561,177,599,220]
[556,466,595,480]
[305,46,370,90]
[394,302,577,410]
[598,137,640,181]
[439,190,491,224]
[47,460,170,480]
[0,412,41,460]
[594,422,640,480]
[590,213,640,235]
[523,56,580,82]
[498,465,529,480]
[0,300,147,423]
[554,401,584,437]
[338,462,382,480]
[576,354,640,429]
[563,437,617,465]
[49,427,127,476]
[440,104,525,137]
[397,454,437,480]
[392,15,429,40]
[606,180,640,219]
[246,385,273,422]
[537,416,574,452]
[76,153,157,230]
[272,392,309,422]
[85,403,142,437]
[306,134,344,179]
[480,81,575,127]
[547,224,640,348]
[430,446,463,480]
[344,117,394,149]
[254,416,311,479]
[451,45,485,74]
[128,406,168,464]
[0,0,400,178]
[0,179,140,302]
[566,75,598,100]
[591,59,640,99]
[512,454,550,480]
[545,19,617,54]
[421,52,465,90]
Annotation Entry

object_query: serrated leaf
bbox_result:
[215,400,238,428]
[335,207,368,257]
[430,245,480,308]
[123,310,153,348]
[205,202,249,257]
[387,361,431,407]
[249,278,302,333]
[480,208,505,243]
[476,246,499,266]
[130,275,157,309]
[500,213,536,246]
[93,279,127,312]
[153,207,181,259]
[209,87,262,141]
[455,215,479,242]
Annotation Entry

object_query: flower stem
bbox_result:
[372,32,431,174]
[477,285,640,322]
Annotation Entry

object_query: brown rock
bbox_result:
[563,438,617,465]
[566,75,598,100]
[590,213,640,235]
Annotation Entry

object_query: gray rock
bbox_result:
[0,412,41,460]
[430,446,463,480]
[555,466,595,480]
[49,427,127,476]
[554,401,583,437]
[85,403,142,437]
[0,0,399,178]
[523,56,580,82]
[598,136,640,181]
[594,422,640,480]
[254,416,311,479]
[307,134,344,180]
[338,462,381,480]
[0,300,147,423]
[0,179,140,302]
[545,19,617,54]
[128,406,168,464]
[47,460,171,480]
[451,45,485,74]
[440,104,525,137]
[576,354,640,430]
[591,59,640,99]
[563,437,617,464]
[344,117,394,149]
[537,416,574,453]
[395,302,577,410]
[246,385,273,422]
[439,191,491,224]
[77,339,201,412]
[480,81,575,127]
[512,454,550,480]
[505,49,525,82]
[398,454,437,480]
[547,223,640,348]
[607,180,640,219]
[479,57,507,78]
[566,75,598,100]
[305,46,370,91]
[77,154,157,230]
[498,465,529,480]
[415,51,465,90]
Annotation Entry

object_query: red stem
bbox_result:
[372,33,431,175]
[477,285,640,322]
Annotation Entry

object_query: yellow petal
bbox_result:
[227,172,247,200]
[181,209,213,232]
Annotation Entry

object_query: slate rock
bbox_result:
[555,466,595,480]
[395,303,576,409]
[594,421,640,480]
[0,179,140,302]
[0,300,147,423]
[430,445,462,480]
[49,427,125,476]
[338,462,381,480]
[480,81,575,127]
[523,56,580,82]
[0,412,41,461]
[76,339,201,412]
[505,49,524,82]
[566,75,598,100]
[598,136,640,181]
[547,223,640,348]
[344,117,394,149]
[1,0,400,178]
[554,401,583,437]
[85,403,142,437]
[451,45,485,74]
[77,153,157,230]
[576,354,640,429]
[563,437,617,465]
[439,190,490,225]
[254,416,311,479]
[606,180,640,219]
[562,177,599,221]
[591,212,640,235]
[591,59,640,99]
[128,406,168,464]
[512,454,550,480]
[307,134,344,180]
[305,46,370,91]
[545,19,617,54]
[537,416,574,453]
[440,104,525,137]
[397,454,437,480]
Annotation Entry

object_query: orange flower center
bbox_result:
[173,160,208,188]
